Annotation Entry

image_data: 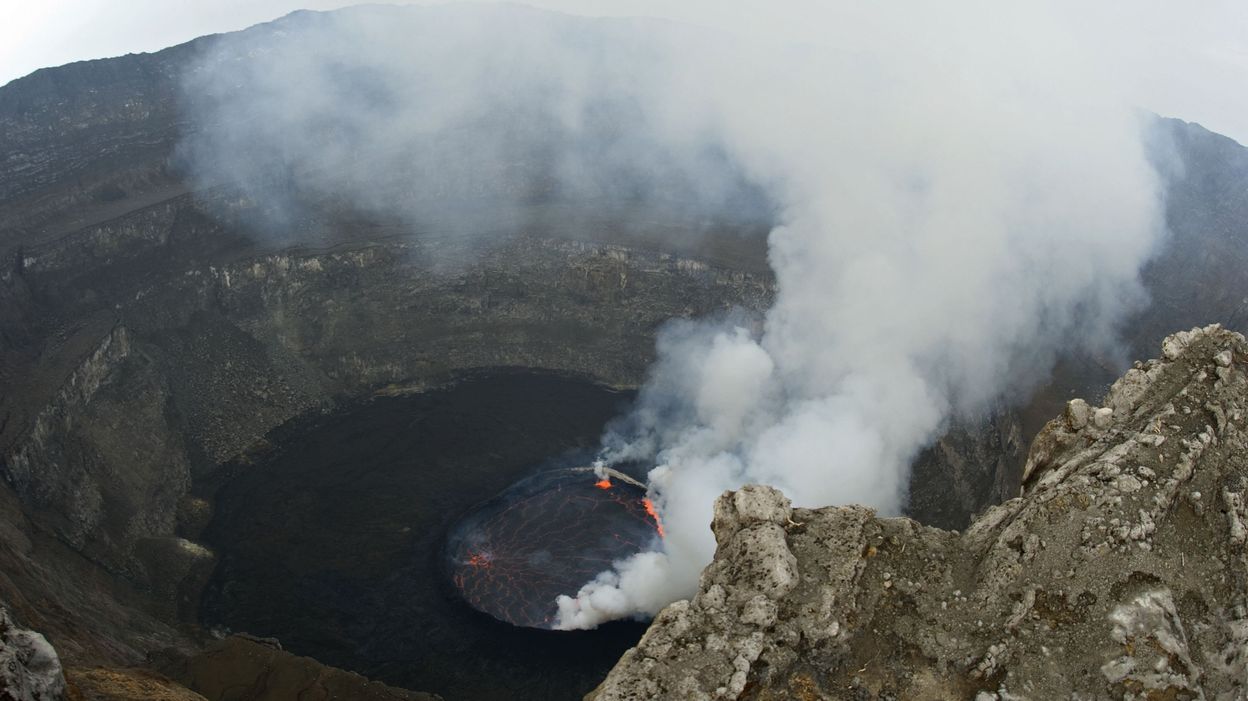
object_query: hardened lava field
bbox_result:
[446,467,663,629]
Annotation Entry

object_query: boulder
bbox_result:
[0,606,65,701]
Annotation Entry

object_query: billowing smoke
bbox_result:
[177,4,768,251]
[551,5,1165,627]
[177,4,1165,629]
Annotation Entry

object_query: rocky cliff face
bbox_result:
[0,219,774,663]
[2,7,1248,695]
[593,324,1248,700]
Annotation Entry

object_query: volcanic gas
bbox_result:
[445,467,663,629]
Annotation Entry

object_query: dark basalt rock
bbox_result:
[64,634,444,701]
[161,635,443,701]
[197,374,649,701]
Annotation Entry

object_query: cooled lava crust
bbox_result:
[445,467,662,629]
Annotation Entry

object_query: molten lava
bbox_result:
[445,467,661,629]
[642,498,664,538]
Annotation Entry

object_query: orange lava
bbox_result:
[467,552,493,567]
[594,479,613,490]
[642,498,665,538]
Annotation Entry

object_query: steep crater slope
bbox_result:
[0,204,773,665]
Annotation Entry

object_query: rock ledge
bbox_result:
[593,325,1248,701]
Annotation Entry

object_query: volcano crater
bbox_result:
[198,371,650,701]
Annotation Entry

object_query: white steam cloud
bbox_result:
[177,3,1165,630]
[178,5,768,250]
[552,5,1164,628]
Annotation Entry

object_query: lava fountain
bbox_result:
[445,466,663,629]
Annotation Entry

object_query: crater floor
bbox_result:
[199,371,647,701]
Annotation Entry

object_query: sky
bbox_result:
[1,1,1247,144]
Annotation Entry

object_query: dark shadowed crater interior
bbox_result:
[198,371,649,701]
[446,467,662,629]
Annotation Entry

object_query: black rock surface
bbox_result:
[199,372,648,701]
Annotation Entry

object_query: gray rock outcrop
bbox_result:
[593,324,1248,700]
[0,606,65,701]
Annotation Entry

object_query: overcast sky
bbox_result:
[2,1,1247,144]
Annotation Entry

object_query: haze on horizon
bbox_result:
[2,1,1248,146]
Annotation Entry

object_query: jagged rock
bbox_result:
[0,606,65,701]
[1101,590,1204,699]
[908,406,1026,530]
[1091,406,1114,430]
[592,325,1248,700]
[1067,398,1092,430]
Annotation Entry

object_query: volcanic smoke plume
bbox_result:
[552,4,1166,628]
[177,4,1168,630]
[445,468,662,629]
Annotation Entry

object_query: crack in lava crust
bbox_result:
[445,467,661,629]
